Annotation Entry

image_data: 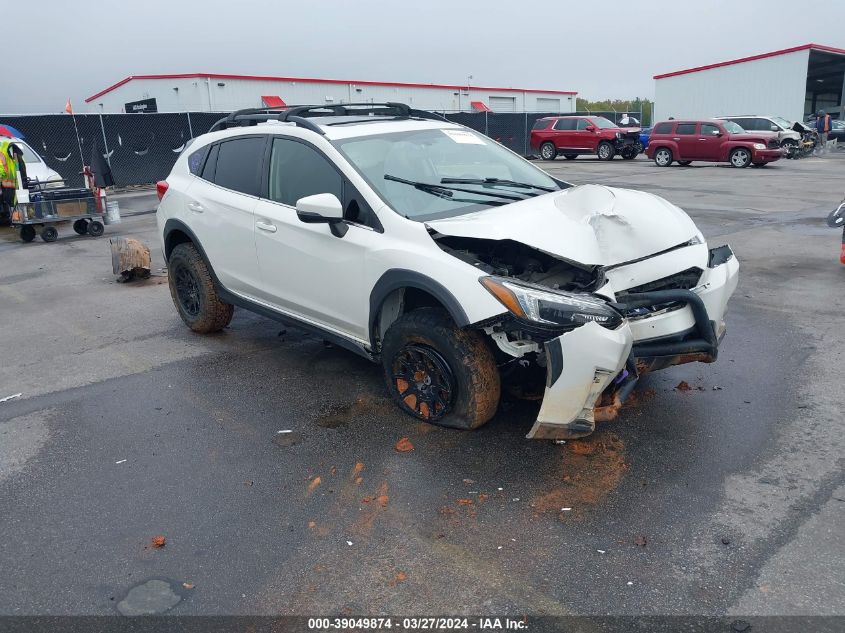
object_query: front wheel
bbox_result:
[597,142,616,160]
[654,147,673,167]
[730,147,752,168]
[167,243,234,333]
[381,308,500,430]
[540,142,557,161]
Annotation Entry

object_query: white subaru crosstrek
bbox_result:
[156,103,738,440]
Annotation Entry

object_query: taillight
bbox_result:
[156,180,169,201]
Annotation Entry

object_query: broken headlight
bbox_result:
[480,276,623,330]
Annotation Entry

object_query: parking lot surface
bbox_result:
[1,155,843,616]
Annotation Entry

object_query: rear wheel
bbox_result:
[167,243,234,333]
[540,142,557,161]
[41,226,58,242]
[19,225,36,242]
[654,147,673,166]
[730,147,751,168]
[564,154,578,160]
[597,142,616,160]
[678,160,693,166]
[87,220,104,237]
[381,308,500,430]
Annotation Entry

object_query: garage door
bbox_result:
[536,98,560,112]
[489,96,516,112]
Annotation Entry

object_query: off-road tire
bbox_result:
[167,242,234,333]
[678,160,693,166]
[730,147,751,168]
[597,142,616,160]
[381,308,500,431]
[540,142,557,161]
[564,154,578,160]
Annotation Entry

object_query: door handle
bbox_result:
[187,201,204,213]
[672,137,680,141]
[256,221,277,233]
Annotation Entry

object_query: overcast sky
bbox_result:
[6,0,845,113]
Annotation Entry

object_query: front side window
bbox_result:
[701,124,720,136]
[212,137,265,196]
[722,121,744,134]
[268,138,343,207]
[333,127,561,221]
[676,123,697,135]
[17,142,42,163]
[576,119,591,130]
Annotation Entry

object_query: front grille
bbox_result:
[621,267,703,294]
[768,139,781,149]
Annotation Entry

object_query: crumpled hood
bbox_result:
[426,184,700,267]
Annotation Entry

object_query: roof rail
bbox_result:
[208,102,447,133]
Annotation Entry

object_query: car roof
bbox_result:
[199,116,464,143]
[716,115,777,119]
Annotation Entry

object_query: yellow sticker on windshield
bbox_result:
[441,129,486,145]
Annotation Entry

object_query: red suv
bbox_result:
[531,116,641,161]
[645,119,783,168]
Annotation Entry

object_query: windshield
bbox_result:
[16,142,42,163]
[333,127,562,221]
[771,116,792,129]
[588,117,617,129]
[722,121,744,134]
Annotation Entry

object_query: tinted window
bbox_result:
[200,144,219,181]
[676,123,697,135]
[268,138,342,207]
[553,119,576,131]
[188,146,208,175]
[701,124,720,136]
[576,119,591,130]
[532,119,551,130]
[212,138,264,196]
[730,118,751,130]
[756,118,775,131]
[653,122,673,134]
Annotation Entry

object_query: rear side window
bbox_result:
[653,122,672,134]
[187,146,208,175]
[532,119,550,130]
[553,119,576,131]
[200,144,219,181]
[676,123,697,135]
[212,137,265,196]
[268,138,343,207]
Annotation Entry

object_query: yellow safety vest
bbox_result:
[0,140,18,189]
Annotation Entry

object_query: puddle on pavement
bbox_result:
[315,394,394,429]
[117,578,182,616]
[532,432,627,518]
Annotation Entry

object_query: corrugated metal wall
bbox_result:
[85,77,575,114]
[654,49,810,123]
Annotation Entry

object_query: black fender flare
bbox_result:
[162,218,222,283]
[369,269,470,343]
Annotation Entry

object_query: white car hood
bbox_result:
[24,161,62,184]
[426,184,699,266]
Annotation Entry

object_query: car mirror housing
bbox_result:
[586,125,596,132]
[296,193,347,236]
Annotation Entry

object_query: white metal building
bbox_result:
[654,43,845,123]
[84,73,577,114]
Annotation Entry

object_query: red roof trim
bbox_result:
[261,95,286,108]
[86,73,577,103]
[653,43,845,80]
[471,100,492,112]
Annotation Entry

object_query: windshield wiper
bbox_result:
[384,174,526,201]
[440,177,557,193]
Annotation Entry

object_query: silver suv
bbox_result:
[716,116,801,150]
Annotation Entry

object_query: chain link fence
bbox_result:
[0,110,642,188]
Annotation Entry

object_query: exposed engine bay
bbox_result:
[430,233,604,293]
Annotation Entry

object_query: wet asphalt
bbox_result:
[0,154,843,617]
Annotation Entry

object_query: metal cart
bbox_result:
[11,181,106,243]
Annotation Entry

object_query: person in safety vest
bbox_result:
[815,110,833,154]
[0,139,19,225]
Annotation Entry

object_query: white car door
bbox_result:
[252,136,379,343]
[186,136,264,298]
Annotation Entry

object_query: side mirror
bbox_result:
[296,193,347,237]
[770,125,779,132]
[586,125,596,132]
[712,130,722,136]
